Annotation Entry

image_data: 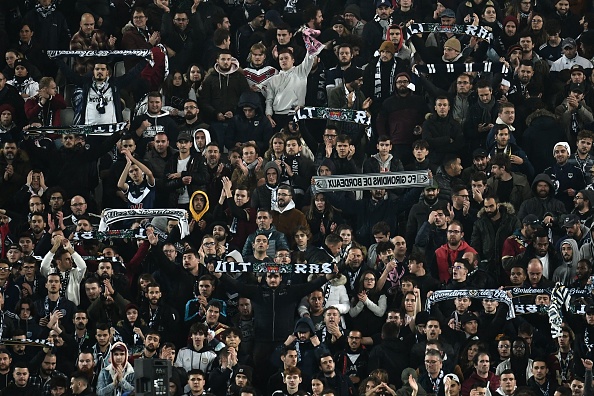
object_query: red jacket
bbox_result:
[434,240,477,282]
[461,371,500,396]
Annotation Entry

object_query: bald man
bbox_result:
[70,13,116,75]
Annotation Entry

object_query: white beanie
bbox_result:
[553,142,571,157]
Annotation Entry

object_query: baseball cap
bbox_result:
[562,214,580,228]
[424,180,439,190]
[440,8,456,18]
[376,0,392,8]
[562,37,577,49]
[445,373,460,383]
[571,64,586,74]
[459,312,478,325]
[586,305,594,314]
[570,83,585,94]
[473,148,488,158]
[522,214,543,228]
[177,133,192,142]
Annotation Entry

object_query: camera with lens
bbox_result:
[96,99,107,114]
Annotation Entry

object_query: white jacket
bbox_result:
[298,274,351,316]
[175,346,217,373]
[41,250,87,306]
[265,51,321,115]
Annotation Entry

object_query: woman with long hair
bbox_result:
[264,132,287,162]
[162,70,189,110]
[305,193,344,247]
[185,63,204,101]
[400,290,422,332]
[349,270,387,336]
[526,12,548,48]
[506,0,534,30]
[458,341,487,380]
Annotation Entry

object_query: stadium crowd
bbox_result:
[3,0,594,395]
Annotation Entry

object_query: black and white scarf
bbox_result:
[43,296,62,316]
[556,348,574,382]
[373,15,393,39]
[406,23,492,42]
[58,270,70,297]
[413,62,508,75]
[429,370,444,394]
[35,2,56,18]
[374,59,396,98]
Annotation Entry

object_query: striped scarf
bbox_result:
[374,58,396,98]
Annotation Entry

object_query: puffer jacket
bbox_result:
[470,202,521,274]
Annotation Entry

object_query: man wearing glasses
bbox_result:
[315,126,339,166]
[63,195,101,233]
[434,221,477,283]
[121,7,160,71]
[271,185,308,244]
[161,10,203,72]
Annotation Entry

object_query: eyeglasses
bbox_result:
[453,265,466,270]
[276,254,291,259]
[323,134,337,138]
[63,136,75,140]
[395,80,409,85]
[203,242,215,247]
[0,267,11,271]
[447,230,462,234]
[184,106,197,110]
[513,345,526,349]
[574,196,584,200]
[50,196,63,201]
[498,345,511,349]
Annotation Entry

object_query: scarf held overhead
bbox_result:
[406,23,492,42]
[413,62,509,75]
[425,289,515,320]
[25,122,128,136]
[99,209,190,238]
[312,171,430,192]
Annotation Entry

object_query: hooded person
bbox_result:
[226,91,274,153]
[272,316,330,378]
[192,127,212,157]
[177,190,214,247]
[7,59,39,99]
[517,173,568,223]
[199,52,250,147]
[96,342,135,395]
[229,365,254,395]
[251,161,282,210]
[553,238,580,285]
